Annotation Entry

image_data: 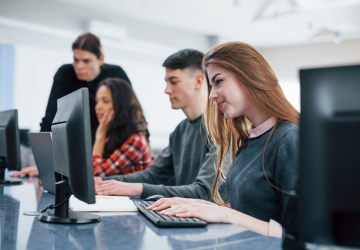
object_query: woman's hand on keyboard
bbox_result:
[156,202,271,236]
[159,202,229,223]
[147,197,215,211]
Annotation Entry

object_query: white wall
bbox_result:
[260,39,360,111]
[14,45,72,132]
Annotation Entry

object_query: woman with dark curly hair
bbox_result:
[92,78,153,177]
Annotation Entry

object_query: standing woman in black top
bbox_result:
[11,33,143,177]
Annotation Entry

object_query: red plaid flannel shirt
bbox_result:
[93,133,152,176]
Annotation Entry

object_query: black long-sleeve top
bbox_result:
[40,63,131,143]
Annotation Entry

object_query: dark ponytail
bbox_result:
[72,33,102,59]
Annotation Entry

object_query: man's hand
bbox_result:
[10,166,39,177]
[94,176,103,185]
[95,180,143,196]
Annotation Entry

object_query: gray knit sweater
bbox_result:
[226,122,299,223]
[102,115,226,200]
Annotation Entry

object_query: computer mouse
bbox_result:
[143,195,165,201]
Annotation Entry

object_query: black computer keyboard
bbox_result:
[135,200,207,227]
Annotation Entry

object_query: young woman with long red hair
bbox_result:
[147,42,300,237]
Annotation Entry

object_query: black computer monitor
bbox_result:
[0,109,22,185]
[38,88,101,224]
[298,65,360,247]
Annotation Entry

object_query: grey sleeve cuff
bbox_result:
[141,183,165,198]
[101,175,125,182]
[140,183,211,200]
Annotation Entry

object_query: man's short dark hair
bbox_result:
[162,49,204,72]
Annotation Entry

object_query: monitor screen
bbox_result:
[299,64,360,247]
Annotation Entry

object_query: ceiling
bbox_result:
[52,0,360,48]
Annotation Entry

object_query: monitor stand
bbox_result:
[38,179,101,224]
[0,157,23,185]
